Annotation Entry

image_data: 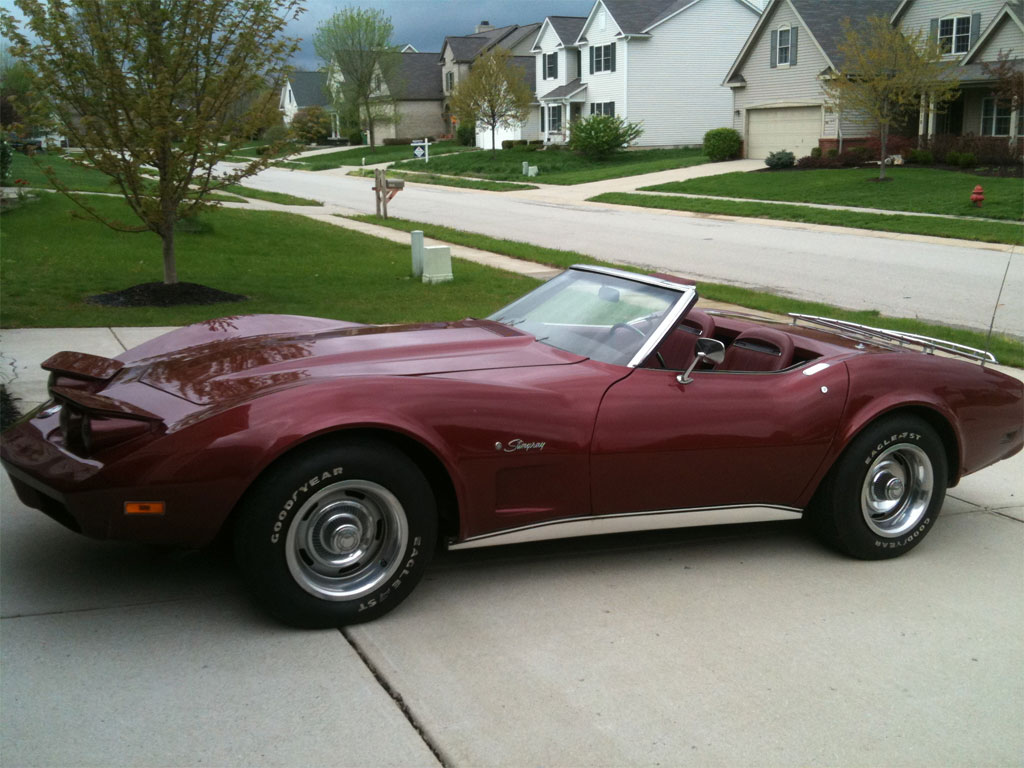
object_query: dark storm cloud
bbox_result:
[288,0,595,69]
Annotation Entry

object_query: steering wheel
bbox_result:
[611,322,646,339]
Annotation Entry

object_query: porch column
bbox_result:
[1010,104,1019,144]
[927,95,937,140]
[918,94,927,147]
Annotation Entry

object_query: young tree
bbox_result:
[449,48,531,155]
[313,7,399,150]
[1,51,34,128]
[0,0,302,285]
[981,50,1023,144]
[823,16,959,179]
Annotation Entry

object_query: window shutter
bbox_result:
[609,101,615,115]
[541,106,546,132]
[590,46,594,74]
[929,18,938,42]
[790,27,798,65]
[969,13,981,49]
[770,29,778,68]
[553,52,558,79]
[610,42,616,72]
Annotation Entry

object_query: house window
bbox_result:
[445,71,454,91]
[548,105,563,132]
[981,97,1012,136]
[544,52,558,79]
[591,43,615,73]
[777,27,791,65]
[590,101,615,116]
[938,15,971,55]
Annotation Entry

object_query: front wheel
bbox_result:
[807,415,948,560]
[234,440,437,627]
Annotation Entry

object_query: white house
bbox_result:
[534,0,763,147]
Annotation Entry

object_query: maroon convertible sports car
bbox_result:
[3,266,1021,627]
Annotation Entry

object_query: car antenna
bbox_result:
[985,249,1014,357]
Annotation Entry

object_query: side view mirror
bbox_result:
[676,337,726,385]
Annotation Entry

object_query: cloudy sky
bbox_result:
[288,0,596,70]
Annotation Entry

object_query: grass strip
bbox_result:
[223,184,323,206]
[351,213,1022,367]
[0,194,534,329]
[642,167,1023,221]
[347,168,537,192]
[590,192,1024,246]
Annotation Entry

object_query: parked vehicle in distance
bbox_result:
[3,266,1021,627]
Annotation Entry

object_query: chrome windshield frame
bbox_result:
[560,265,699,368]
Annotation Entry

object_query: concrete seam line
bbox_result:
[340,627,451,768]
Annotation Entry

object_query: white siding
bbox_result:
[898,0,1002,42]
[976,16,1024,61]
[627,0,759,146]
[731,0,833,151]
[578,2,625,116]
[536,24,570,96]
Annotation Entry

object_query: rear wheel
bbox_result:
[234,440,437,627]
[808,415,947,559]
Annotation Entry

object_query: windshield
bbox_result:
[488,268,689,365]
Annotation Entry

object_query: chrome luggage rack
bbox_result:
[788,314,997,365]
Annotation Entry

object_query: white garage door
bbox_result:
[746,106,822,161]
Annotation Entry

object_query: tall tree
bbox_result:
[449,48,531,155]
[0,50,34,129]
[1,0,302,285]
[313,7,399,150]
[823,16,959,179]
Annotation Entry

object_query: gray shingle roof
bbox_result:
[547,16,587,45]
[539,77,587,100]
[288,71,329,109]
[512,55,536,94]
[390,53,443,100]
[602,0,685,35]
[789,0,902,66]
[442,23,543,62]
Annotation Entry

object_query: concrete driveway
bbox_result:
[1,327,1022,767]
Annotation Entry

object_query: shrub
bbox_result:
[930,133,1021,166]
[260,122,289,144]
[906,148,934,165]
[797,153,841,169]
[702,127,742,161]
[810,146,822,158]
[567,114,644,160]
[835,146,872,166]
[957,151,977,168]
[348,130,363,145]
[289,106,330,145]
[945,150,962,166]
[456,121,476,146]
[765,149,795,168]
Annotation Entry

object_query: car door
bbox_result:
[589,363,850,516]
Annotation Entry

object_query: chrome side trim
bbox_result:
[448,505,803,550]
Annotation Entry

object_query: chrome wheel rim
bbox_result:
[285,480,408,600]
[861,444,933,537]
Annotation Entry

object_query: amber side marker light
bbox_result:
[124,502,165,516]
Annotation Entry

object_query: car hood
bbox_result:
[137,318,585,405]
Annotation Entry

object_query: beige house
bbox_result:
[725,0,1023,159]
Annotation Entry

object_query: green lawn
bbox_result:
[590,193,1024,246]
[0,194,534,328]
[7,151,122,194]
[347,168,538,192]
[391,146,710,185]
[283,141,473,171]
[641,167,1024,221]
[223,185,323,206]
[354,214,1023,368]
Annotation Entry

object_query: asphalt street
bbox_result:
[236,164,1024,338]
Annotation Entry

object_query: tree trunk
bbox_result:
[161,228,178,284]
[491,123,497,155]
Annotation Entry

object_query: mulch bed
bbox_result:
[86,282,247,307]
